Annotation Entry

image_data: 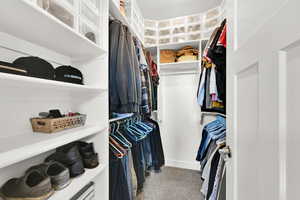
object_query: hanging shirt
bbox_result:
[197,67,207,106]
[210,64,218,101]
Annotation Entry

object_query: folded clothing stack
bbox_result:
[160,50,176,63]
[176,46,199,62]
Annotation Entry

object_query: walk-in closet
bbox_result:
[109,0,226,199]
[1,0,297,200]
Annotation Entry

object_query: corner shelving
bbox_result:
[49,164,107,200]
[109,0,144,44]
[0,0,106,60]
[0,126,107,169]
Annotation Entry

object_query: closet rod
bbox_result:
[161,72,199,76]
[109,113,134,123]
[200,112,227,124]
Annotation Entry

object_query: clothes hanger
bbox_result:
[114,121,133,148]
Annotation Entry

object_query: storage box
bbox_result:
[37,0,75,28]
[31,114,87,133]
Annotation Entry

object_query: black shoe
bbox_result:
[45,142,85,178]
[77,141,99,169]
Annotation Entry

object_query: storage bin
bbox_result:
[158,20,171,28]
[80,19,98,44]
[145,38,157,46]
[31,114,87,133]
[205,18,219,28]
[188,15,202,23]
[187,33,201,41]
[205,8,220,19]
[38,0,75,28]
[80,1,100,28]
[159,38,171,44]
[145,20,157,28]
[173,26,185,34]
[172,36,186,43]
[145,29,156,37]
[159,29,171,37]
[187,24,201,32]
[172,17,185,26]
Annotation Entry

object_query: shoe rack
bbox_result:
[0,0,109,199]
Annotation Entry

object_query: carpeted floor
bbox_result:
[137,167,204,200]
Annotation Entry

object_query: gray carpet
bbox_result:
[137,167,204,200]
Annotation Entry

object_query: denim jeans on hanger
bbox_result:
[109,152,131,200]
[196,116,226,161]
[131,142,146,192]
[121,153,133,200]
[142,136,153,170]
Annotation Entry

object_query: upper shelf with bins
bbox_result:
[109,0,144,44]
[0,0,106,60]
[144,1,225,47]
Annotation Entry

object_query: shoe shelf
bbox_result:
[0,72,107,96]
[0,0,107,60]
[0,126,108,169]
[49,164,107,200]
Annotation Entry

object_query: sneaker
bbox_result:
[77,142,99,169]
[0,170,54,200]
[26,162,71,191]
[45,143,85,178]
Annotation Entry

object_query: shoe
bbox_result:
[0,169,54,200]
[45,143,85,178]
[77,142,99,169]
[26,162,71,191]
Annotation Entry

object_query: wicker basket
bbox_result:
[30,114,87,133]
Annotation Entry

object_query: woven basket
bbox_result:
[30,114,87,133]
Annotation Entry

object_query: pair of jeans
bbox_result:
[142,136,153,170]
[196,116,226,161]
[131,142,146,191]
[109,152,131,200]
[121,152,133,200]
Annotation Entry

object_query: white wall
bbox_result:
[158,72,215,170]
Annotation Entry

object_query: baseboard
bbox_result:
[165,159,200,171]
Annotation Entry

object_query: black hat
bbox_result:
[0,61,28,76]
[55,66,83,85]
[13,56,55,80]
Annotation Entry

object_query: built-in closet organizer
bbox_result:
[0,0,109,199]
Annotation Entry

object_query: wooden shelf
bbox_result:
[0,126,107,169]
[0,0,106,60]
[0,72,107,95]
[49,164,107,200]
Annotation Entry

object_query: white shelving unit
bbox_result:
[109,0,144,44]
[0,0,109,199]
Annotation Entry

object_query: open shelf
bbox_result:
[109,0,144,44]
[160,60,200,74]
[0,0,106,60]
[49,164,107,200]
[159,40,200,50]
[0,72,107,95]
[0,125,107,169]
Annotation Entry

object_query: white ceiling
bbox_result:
[136,0,223,20]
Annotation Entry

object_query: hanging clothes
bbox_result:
[197,19,226,114]
[196,116,226,200]
[109,20,141,114]
[109,115,165,200]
